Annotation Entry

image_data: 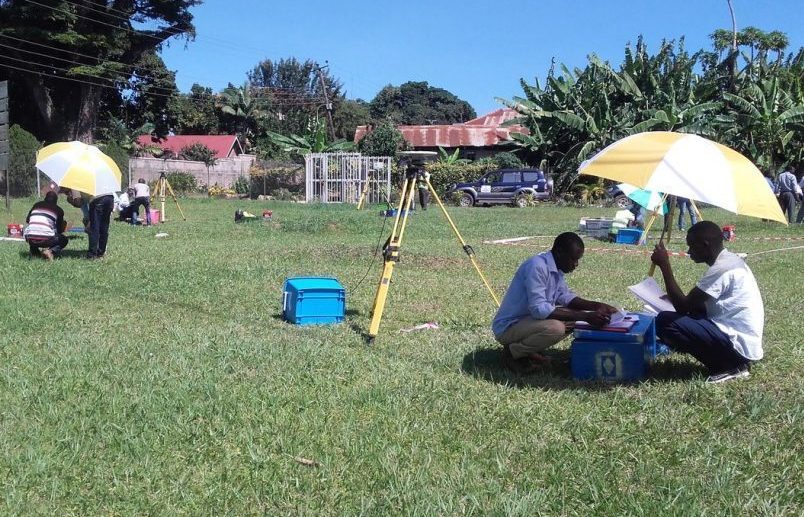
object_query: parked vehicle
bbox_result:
[447,169,553,207]
[606,185,634,209]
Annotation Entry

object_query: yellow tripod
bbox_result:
[152,171,187,222]
[356,168,391,210]
[366,165,500,342]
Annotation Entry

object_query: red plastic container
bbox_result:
[7,224,23,237]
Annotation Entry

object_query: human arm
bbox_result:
[650,242,709,314]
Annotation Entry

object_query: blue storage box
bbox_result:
[282,277,345,325]
[571,313,656,382]
[615,228,642,244]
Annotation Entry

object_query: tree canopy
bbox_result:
[369,81,476,125]
[0,0,199,142]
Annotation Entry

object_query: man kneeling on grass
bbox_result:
[650,221,764,384]
[492,232,618,374]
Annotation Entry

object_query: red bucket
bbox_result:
[7,224,23,237]
[722,225,736,242]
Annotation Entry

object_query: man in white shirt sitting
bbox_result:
[651,221,764,383]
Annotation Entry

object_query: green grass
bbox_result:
[1,198,802,514]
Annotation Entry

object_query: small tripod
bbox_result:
[356,167,392,210]
[366,156,500,342]
[152,171,186,222]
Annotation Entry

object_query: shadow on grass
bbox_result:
[461,347,704,390]
[18,249,89,260]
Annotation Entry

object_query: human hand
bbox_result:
[563,321,576,333]
[584,310,611,327]
[597,303,619,316]
[651,242,670,268]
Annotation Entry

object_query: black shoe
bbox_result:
[706,365,750,384]
[500,345,537,375]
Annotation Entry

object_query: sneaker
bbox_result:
[41,249,54,261]
[706,366,750,384]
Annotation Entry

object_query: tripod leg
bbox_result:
[367,178,417,341]
[164,178,187,221]
[425,178,501,307]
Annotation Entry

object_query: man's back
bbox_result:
[133,182,150,198]
[24,199,64,238]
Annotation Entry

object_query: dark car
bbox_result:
[447,169,553,207]
[606,185,634,209]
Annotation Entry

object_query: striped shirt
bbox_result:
[23,201,65,239]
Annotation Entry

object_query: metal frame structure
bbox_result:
[304,153,391,204]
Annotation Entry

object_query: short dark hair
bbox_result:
[553,231,584,253]
[44,191,58,203]
[688,221,723,244]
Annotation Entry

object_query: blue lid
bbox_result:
[285,276,344,291]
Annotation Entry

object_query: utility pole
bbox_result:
[315,62,337,141]
[1,81,10,210]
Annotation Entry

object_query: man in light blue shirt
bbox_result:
[776,166,799,223]
[493,232,618,374]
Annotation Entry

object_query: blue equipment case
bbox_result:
[615,228,642,244]
[282,277,346,325]
[571,313,657,382]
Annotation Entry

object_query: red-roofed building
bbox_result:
[353,108,528,160]
[136,134,244,158]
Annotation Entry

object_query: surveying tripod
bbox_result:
[152,171,187,222]
[356,168,392,210]
[366,159,501,342]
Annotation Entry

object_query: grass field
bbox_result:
[1,197,802,514]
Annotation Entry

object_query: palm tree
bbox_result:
[217,82,266,148]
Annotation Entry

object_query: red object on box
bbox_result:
[722,225,736,241]
[7,224,23,237]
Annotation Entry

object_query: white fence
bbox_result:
[304,153,392,204]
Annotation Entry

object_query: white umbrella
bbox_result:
[36,141,121,196]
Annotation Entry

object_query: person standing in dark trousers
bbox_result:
[776,166,799,223]
[130,178,151,225]
[87,192,115,259]
[676,196,697,230]
[23,191,68,260]
[651,221,764,384]
[796,174,804,224]
[416,168,430,210]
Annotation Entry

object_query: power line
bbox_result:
[0,41,180,95]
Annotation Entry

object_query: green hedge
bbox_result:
[424,160,498,194]
[3,125,41,197]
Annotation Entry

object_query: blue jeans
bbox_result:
[656,311,749,374]
[130,196,151,225]
[26,234,68,255]
[677,199,697,229]
[88,195,114,258]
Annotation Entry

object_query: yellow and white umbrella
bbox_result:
[36,141,121,196]
[579,131,786,224]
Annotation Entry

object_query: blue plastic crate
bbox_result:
[282,277,345,325]
[571,313,657,382]
[615,228,642,244]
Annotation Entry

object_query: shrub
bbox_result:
[4,124,40,197]
[424,160,498,195]
[233,175,250,195]
[165,172,197,195]
[493,151,523,169]
[358,121,408,157]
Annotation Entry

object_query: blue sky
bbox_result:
[159,0,803,116]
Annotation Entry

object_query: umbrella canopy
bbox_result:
[579,132,787,224]
[617,183,667,215]
[36,141,121,196]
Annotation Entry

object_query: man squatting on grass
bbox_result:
[651,221,764,384]
[492,232,618,374]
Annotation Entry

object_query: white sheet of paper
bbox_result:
[629,278,675,313]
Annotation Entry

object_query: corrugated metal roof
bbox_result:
[136,135,243,158]
[354,108,528,148]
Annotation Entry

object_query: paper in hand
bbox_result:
[628,278,675,313]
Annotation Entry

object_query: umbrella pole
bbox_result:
[648,196,676,277]
[638,193,669,245]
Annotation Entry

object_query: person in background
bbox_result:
[492,232,618,374]
[651,221,764,383]
[776,165,799,224]
[23,191,68,260]
[796,173,804,224]
[676,196,698,231]
[116,188,134,222]
[87,189,116,260]
[130,178,152,225]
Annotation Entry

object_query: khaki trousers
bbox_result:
[495,317,568,359]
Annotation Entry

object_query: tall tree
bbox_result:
[0,0,199,142]
[171,83,220,135]
[247,57,343,137]
[369,81,476,125]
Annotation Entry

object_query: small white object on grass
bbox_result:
[155,233,169,238]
